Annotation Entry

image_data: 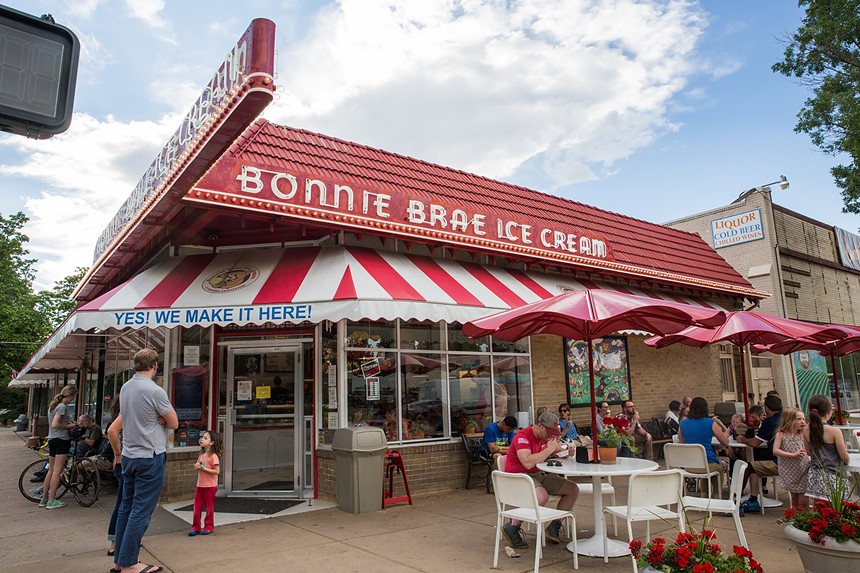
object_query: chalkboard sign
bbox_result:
[172,366,207,423]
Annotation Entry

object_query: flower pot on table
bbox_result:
[784,525,860,573]
[598,446,617,464]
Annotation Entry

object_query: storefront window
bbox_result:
[346,350,397,434]
[346,321,395,348]
[492,355,531,421]
[830,353,860,411]
[168,326,211,448]
[340,319,531,443]
[448,323,488,352]
[401,353,444,439]
[400,321,442,350]
[450,354,486,435]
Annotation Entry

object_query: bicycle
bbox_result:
[19,438,101,507]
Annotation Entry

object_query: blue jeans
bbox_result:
[107,463,124,541]
[115,453,166,568]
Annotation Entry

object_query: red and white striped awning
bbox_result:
[14,245,729,380]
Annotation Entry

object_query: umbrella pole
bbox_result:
[587,335,599,462]
[830,353,845,424]
[740,345,751,425]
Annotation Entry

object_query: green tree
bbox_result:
[0,212,51,419]
[773,0,860,214]
[36,266,88,328]
[0,214,89,421]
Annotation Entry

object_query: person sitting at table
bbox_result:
[558,403,580,441]
[480,415,517,463]
[664,400,681,436]
[619,400,653,460]
[748,405,764,428]
[737,395,783,513]
[679,397,730,493]
[595,401,610,435]
[502,412,579,549]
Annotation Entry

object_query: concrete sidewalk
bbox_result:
[0,428,803,572]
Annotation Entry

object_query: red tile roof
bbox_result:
[222,119,757,297]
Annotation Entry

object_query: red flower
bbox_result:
[692,563,715,573]
[841,523,856,536]
[629,539,643,557]
[733,545,753,558]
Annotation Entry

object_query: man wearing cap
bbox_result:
[502,411,579,549]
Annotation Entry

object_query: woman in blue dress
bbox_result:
[679,396,730,493]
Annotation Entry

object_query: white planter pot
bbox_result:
[784,525,860,573]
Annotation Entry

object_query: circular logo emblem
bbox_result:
[203,266,260,293]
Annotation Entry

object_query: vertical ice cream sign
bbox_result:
[711,209,764,249]
[93,19,275,261]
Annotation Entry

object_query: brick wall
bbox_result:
[162,448,199,501]
[530,335,724,430]
[317,441,474,502]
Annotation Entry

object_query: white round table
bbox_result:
[537,456,658,558]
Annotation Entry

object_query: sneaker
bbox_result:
[545,519,562,544]
[741,499,761,514]
[38,498,47,508]
[202,530,213,535]
[188,530,199,537]
[30,473,46,483]
[502,523,528,549]
[46,500,66,509]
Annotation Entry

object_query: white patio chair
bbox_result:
[491,470,578,572]
[682,460,749,548]
[664,443,722,499]
[602,469,685,573]
[841,427,860,453]
[496,454,506,471]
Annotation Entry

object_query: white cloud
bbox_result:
[0,113,179,290]
[124,0,176,43]
[270,0,706,187]
[3,0,714,290]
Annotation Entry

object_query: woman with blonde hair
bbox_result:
[42,385,77,509]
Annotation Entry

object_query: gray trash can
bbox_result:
[331,427,387,513]
[14,414,27,432]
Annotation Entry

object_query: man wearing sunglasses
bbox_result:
[502,411,579,549]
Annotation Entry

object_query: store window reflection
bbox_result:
[342,319,532,443]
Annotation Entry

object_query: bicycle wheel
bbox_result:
[18,459,47,502]
[71,458,100,507]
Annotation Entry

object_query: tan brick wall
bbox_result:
[162,448,200,502]
[317,441,476,502]
[529,335,724,430]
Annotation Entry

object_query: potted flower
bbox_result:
[631,530,763,573]
[597,415,636,463]
[464,418,478,435]
[781,469,860,572]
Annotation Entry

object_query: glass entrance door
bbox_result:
[225,345,302,496]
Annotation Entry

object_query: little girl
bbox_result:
[804,395,850,502]
[188,431,223,536]
[773,407,810,508]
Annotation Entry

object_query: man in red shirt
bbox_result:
[502,411,579,549]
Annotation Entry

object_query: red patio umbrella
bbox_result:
[751,323,860,423]
[463,288,727,461]
[645,311,849,422]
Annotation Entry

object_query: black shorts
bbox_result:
[48,438,71,456]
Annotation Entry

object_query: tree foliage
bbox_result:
[773,0,860,214]
[0,212,89,420]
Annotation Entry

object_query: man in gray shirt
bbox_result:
[111,349,178,573]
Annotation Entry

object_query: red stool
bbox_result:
[383,449,413,508]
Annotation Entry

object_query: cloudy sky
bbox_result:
[1,0,857,291]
